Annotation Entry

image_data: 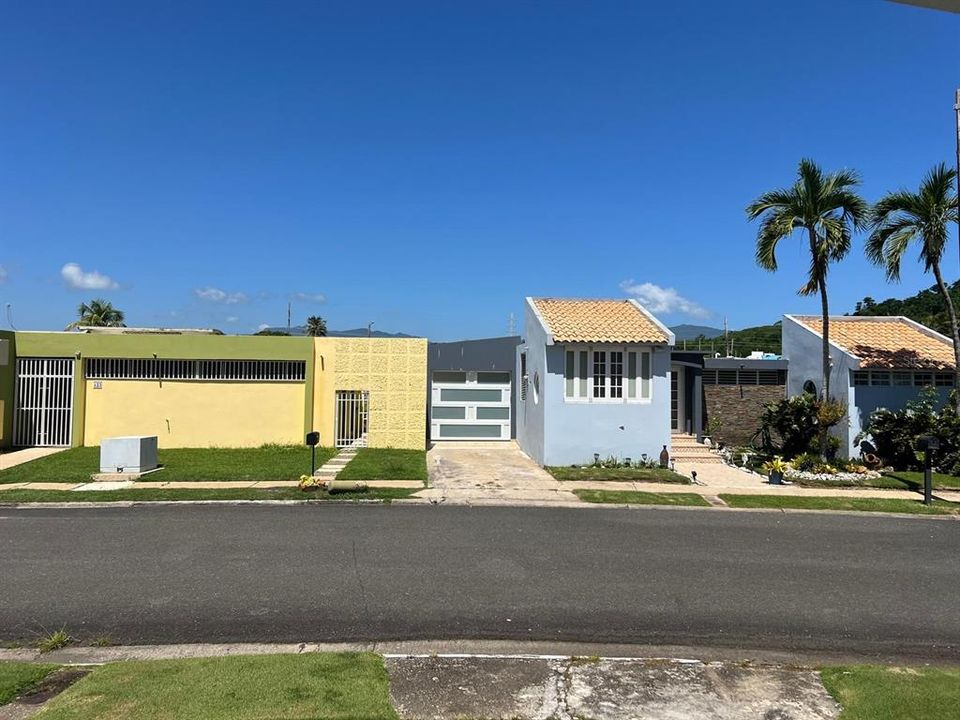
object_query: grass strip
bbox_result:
[574,489,710,506]
[821,665,960,720]
[0,487,416,504]
[336,448,427,482]
[35,653,398,720]
[719,494,959,515]
[0,661,59,705]
[548,466,690,484]
[0,445,339,485]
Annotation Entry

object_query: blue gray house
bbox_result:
[516,298,675,466]
[782,314,957,458]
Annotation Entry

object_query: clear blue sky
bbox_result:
[1,0,958,340]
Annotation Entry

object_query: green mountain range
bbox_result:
[678,281,960,355]
[851,281,960,337]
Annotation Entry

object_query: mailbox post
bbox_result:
[305,432,320,475]
[917,435,939,506]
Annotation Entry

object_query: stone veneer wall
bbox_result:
[704,384,785,447]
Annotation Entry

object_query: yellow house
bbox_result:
[1,329,427,450]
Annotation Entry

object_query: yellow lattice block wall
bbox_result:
[312,337,427,450]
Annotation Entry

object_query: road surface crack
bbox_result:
[351,539,371,621]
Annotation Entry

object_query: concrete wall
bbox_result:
[84,380,305,448]
[14,332,315,446]
[9,331,428,451]
[428,336,520,438]
[781,316,857,456]
[0,331,14,447]
[541,345,672,466]
[313,337,427,450]
[515,303,547,464]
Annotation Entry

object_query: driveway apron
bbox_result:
[415,441,579,504]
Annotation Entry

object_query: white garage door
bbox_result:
[430,370,511,441]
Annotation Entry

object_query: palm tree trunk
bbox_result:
[931,262,960,413]
[810,228,831,458]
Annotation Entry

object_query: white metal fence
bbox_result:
[14,358,75,447]
[335,390,369,448]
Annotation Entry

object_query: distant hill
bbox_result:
[257,326,419,338]
[670,324,723,341]
[852,281,960,336]
[675,322,782,355]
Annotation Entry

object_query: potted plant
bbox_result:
[763,456,788,485]
[702,417,723,448]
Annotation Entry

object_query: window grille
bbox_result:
[86,358,305,382]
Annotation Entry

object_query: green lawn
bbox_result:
[821,665,960,720]
[720,494,960,515]
[547,466,690,484]
[0,661,59,705]
[883,471,960,491]
[336,448,427,482]
[574,489,710,506]
[0,487,416,503]
[35,653,398,720]
[0,445,338,484]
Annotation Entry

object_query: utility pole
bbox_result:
[287,302,291,330]
[955,89,959,266]
[367,322,374,338]
[507,312,515,336]
[723,317,729,357]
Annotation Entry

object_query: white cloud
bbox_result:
[291,292,326,303]
[0,265,7,283]
[61,263,119,290]
[226,315,239,323]
[620,280,710,319]
[194,287,247,304]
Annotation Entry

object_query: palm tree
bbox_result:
[67,299,125,329]
[305,315,327,337]
[747,159,868,456]
[867,163,960,410]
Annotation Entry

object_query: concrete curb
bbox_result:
[0,638,952,668]
[0,496,956,520]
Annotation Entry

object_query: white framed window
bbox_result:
[564,346,651,403]
[870,371,891,386]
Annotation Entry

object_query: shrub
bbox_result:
[754,394,846,459]
[860,388,959,474]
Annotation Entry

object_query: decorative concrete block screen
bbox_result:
[313,338,428,450]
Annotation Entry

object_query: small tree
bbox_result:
[305,315,327,337]
[867,163,960,411]
[67,299,125,329]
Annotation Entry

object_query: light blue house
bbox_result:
[516,298,675,466]
[782,314,956,459]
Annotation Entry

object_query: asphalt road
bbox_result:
[1,505,958,660]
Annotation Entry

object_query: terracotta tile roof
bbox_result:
[794,316,956,370]
[531,298,671,344]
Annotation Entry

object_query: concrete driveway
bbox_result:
[414,441,579,504]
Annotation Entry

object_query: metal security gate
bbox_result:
[13,358,75,447]
[335,390,369,448]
